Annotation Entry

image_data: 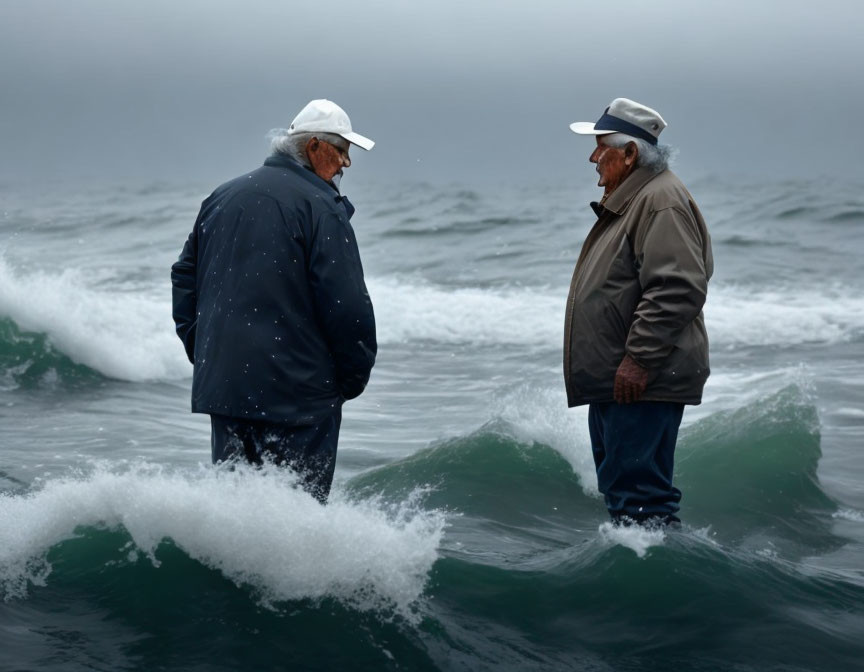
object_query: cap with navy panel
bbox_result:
[570,98,666,145]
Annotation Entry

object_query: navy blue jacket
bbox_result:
[171,154,376,424]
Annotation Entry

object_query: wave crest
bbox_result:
[0,462,445,616]
[0,258,191,382]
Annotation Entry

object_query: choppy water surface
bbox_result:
[1,175,863,671]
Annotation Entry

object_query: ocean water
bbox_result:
[1,173,863,671]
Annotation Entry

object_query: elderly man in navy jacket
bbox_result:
[171,99,377,502]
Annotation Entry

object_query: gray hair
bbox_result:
[602,132,675,173]
[267,128,349,167]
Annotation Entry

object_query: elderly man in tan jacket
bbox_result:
[565,98,713,526]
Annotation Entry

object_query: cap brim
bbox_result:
[569,122,617,136]
[340,131,375,151]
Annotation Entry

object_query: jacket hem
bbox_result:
[192,402,343,426]
[567,394,703,408]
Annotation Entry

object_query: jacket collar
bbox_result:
[589,167,664,218]
[264,153,355,220]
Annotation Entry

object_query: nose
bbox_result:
[589,145,602,164]
[342,153,351,169]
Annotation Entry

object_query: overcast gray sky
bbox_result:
[1,0,862,186]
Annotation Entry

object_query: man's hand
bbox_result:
[614,354,649,404]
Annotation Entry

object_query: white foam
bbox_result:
[834,408,864,419]
[368,276,563,347]
[598,521,666,558]
[833,508,864,523]
[492,383,598,496]
[483,366,815,497]
[485,365,817,497]
[0,462,445,616]
[690,365,816,423]
[0,257,191,381]
[3,260,859,384]
[707,284,864,348]
[369,276,864,349]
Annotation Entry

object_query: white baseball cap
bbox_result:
[287,99,375,151]
[570,98,667,145]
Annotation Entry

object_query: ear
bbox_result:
[624,142,638,166]
[305,137,320,155]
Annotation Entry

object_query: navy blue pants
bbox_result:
[210,410,342,503]
[588,401,684,524]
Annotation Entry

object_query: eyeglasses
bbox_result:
[329,142,351,166]
[317,138,350,159]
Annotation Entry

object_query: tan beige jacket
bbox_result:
[563,168,713,406]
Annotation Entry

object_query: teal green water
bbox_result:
[3,386,862,671]
[1,179,864,670]
[0,317,102,389]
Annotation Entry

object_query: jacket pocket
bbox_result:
[604,300,628,344]
[652,324,710,397]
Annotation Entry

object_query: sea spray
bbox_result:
[597,522,667,558]
[1,260,861,386]
[0,461,446,616]
[367,275,864,349]
[492,383,598,496]
[1,177,863,671]
[833,509,864,523]
[367,276,563,348]
[0,257,190,382]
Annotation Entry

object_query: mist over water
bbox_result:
[1,175,863,670]
[1,1,862,185]
[2,1,864,669]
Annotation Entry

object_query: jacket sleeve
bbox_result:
[626,205,709,368]
[171,217,199,364]
[306,210,377,400]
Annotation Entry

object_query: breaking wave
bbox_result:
[0,462,445,617]
[1,255,861,385]
[369,276,864,349]
[0,257,190,382]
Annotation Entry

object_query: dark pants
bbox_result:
[210,409,342,503]
[588,401,684,524]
